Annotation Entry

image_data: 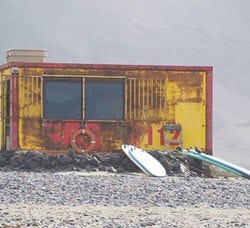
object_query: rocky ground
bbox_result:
[0,150,249,227]
[0,171,249,227]
[0,149,209,177]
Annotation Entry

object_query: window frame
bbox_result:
[84,77,125,121]
[42,75,126,121]
[43,77,83,120]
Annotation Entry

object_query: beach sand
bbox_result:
[0,171,249,227]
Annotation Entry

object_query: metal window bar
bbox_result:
[1,74,168,121]
[0,76,12,119]
[19,76,42,118]
[127,78,167,121]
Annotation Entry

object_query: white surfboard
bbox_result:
[122,144,166,177]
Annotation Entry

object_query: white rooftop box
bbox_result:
[6,49,47,63]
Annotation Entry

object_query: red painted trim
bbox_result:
[10,76,19,150]
[0,62,212,73]
[206,68,213,155]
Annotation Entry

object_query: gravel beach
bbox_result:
[0,171,249,227]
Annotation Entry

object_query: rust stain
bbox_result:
[1,63,210,153]
[21,119,43,149]
[126,70,166,79]
[168,72,204,103]
[43,68,126,77]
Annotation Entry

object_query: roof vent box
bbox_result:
[6,49,47,63]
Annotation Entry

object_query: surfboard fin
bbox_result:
[195,147,201,153]
[175,147,182,152]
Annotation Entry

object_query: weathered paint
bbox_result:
[0,62,212,154]
[10,75,19,150]
[0,68,12,149]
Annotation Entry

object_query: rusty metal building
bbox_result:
[0,49,212,154]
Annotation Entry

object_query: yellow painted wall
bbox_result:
[165,71,206,151]
[0,68,11,150]
[1,65,208,152]
[18,68,43,150]
[175,102,206,149]
[134,71,206,151]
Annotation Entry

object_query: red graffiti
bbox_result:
[148,126,153,145]
[45,122,63,143]
[63,122,80,145]
[44,122,101,150]
[44,121,181,150]
[169,129,181,146]
[147,126,182,146]
[129,124,145,145]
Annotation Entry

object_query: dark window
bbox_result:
[85,79,124,120]
[44,78,82,119]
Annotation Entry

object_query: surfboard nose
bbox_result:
[122,144,128,150]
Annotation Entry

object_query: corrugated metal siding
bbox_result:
[0,64,212,153]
